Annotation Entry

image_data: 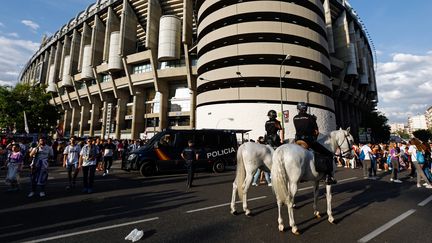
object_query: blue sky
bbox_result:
[0,0,430,124]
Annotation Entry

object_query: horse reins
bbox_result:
[336,132,353,158]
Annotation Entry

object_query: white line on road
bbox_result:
[418,195,432,207]
[186,196,267,213]
[22,217,159,243]
[358,209,416,243]
[186,177,358,214]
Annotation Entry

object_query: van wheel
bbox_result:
[140,163,155,177]
[213,160,225,173]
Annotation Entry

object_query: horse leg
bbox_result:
[230,181,238,215]
[287,182,300,235]
[326,184,335,223]
[277,200,285,232]
[242,173,254,216]
[313,180,321,219]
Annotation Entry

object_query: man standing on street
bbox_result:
[181,140,198,189]
[63,136,81,190]
[103,138,116,176]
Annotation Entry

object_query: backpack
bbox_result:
[359,150,365,161]
[417,151,425,164]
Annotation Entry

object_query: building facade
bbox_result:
[408,115,427,134]
[20,0,377,140]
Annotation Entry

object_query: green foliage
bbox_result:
[361,111,391,143]
[412,129,432,143]
[0,83,60,134]
[396,130,410,139]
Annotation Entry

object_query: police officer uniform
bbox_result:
[265,110,282,148]
[181,141,197,188]
[293,102,337,185]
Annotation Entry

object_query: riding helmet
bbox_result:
[267,109,277,119]
[297,102,308,111]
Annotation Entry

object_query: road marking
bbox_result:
[418,195,432,206]
[186,177,358,214]
[358,209,416,243]
[186,196,267,213]
[22,217,159,243]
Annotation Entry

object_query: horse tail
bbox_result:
[236,144,246,201]
[271,147,289,202]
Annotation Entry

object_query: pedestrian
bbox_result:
[79,137,99,193]
[63,136,81,190]
[28,138,54,198]
[103,138,116,176]
[252,137,271,186]
[408,138,432,189]
[181,140,198,189]
[389,142,402,183]
[5,144,24,192]
[360,142,373,179]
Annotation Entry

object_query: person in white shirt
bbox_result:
[79,137,99,193]
[408,138,432,189]
[360,143,373,179]
[63,136,81,190]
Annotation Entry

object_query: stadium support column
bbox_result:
[158,83,169,131]
[131,90,145,139]
[89,98,101,137]
[114,91,128,139]
[79,100,91,137]
[63,109,71,137]
[69,103,80,137]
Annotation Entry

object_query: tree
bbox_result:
[396,130,410,139]
[0,83,61,135]
[412,129,432,143]
[360,111,391,143]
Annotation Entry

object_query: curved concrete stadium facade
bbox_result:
[20,0,377,141]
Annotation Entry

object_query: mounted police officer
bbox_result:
[265,110,282,148]
[293,102,337,185]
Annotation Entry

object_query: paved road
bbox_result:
[0,162,431,243]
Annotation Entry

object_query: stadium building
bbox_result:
[20,0,377,140]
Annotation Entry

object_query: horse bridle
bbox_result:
[336,132,353,159]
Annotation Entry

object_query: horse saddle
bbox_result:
[295,140,309,149]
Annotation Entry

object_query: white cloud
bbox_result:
[376,51,432,123]
[0,35,40,87]
[7,32,19,38]
[21,20,40,32]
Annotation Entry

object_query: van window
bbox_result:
[175,132,194,148]
[158,134,175,147]
[203,133,219,147]
[220,133,234,146]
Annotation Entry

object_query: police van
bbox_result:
[122,129,249,177]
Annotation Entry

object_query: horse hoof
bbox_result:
[292,203,297,209]
[328,218,335,224]
[292,229,301,236]
[278,225,284,232]
[231,210,238,215]
[245,210,252,216]
[315,213,321,219]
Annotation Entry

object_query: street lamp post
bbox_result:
[279,55,292,141]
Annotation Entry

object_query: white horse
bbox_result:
[271,128,353,235]
[230,142,274,216]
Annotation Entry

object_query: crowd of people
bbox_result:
[0,136,149,197]
[335,138,432,188]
